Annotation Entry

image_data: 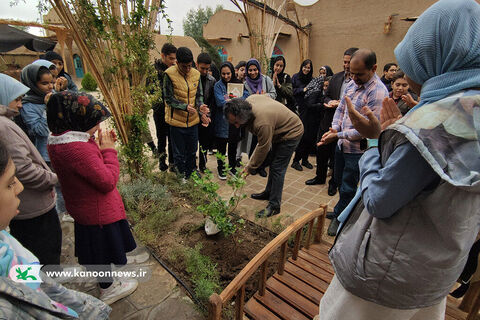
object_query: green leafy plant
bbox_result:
[191,153,246,237]
[119,176,177,245]
[80,72,97,91]
[184,243,220,303]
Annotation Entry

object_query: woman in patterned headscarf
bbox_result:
[320,0,480,319]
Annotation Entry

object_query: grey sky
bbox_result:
[0,0,317,36]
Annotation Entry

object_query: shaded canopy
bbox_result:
[0,24,56,53]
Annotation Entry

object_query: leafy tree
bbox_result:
[182,5,223,66]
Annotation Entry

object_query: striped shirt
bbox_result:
[331,74,388,153]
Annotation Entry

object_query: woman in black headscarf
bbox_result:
[271,56,294,112]
[41,51,78,91]
[291,59,315,171]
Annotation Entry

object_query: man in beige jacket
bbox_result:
[225,94,303,217]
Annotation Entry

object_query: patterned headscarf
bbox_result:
[389,0,480,187]
[46,90,111,134]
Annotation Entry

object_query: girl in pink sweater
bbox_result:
[46,91,137,305]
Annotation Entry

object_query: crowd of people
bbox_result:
[0,0,478,318]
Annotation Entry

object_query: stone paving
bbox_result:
[59,221,203,320]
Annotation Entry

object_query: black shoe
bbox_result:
[258,168,267,177]
[305,176,326,185]
[250,169,258,175]
[328,183,337,196]
[169,165,176,173]
[256,205,281,218]
[302,160,314,169]
[229,168,237,176]
[159,161,168,172]
[326,211,335,219]
[251,191,270,200]
[236,159,242,167]
[199,166,206,173]
[327,218,339,236]
[291,161,303,171]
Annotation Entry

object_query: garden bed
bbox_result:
[120,172,280,316]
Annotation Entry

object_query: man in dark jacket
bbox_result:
[153,43,177,171]
[196,53,216,172]
[305,48,358,198]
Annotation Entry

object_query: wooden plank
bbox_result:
[235,285,246,320]
[278,242,287,275]
[245,297,282,320]
[446,297,468,320]
[309,242,332,255]
[259,260,268,296]
[298,250,335,274]
[266,276,319,318]
[293,229,303,260]
[289,257,334,284]
[273,271,323,305]
[255,290,310,320]
[284,261,330,293]
[305,220,314,249]
[304,247,331,265]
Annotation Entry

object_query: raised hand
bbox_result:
[345,96,381,139]
[380,98,402,131]
[401,93,418,109]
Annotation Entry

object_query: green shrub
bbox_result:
[118,177,177,245]
[184,244,220,303]
[81,72,98,91]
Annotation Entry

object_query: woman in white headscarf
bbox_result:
[320,0,480,319]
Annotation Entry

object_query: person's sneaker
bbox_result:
[327,218,340,236]
[62,213,75,223]
[302,160,314,169]
[99,279,138,305]
[291,161,303,171]
[258,168,267,177]
[235,158,242,167]
[218,169,226,180]
[229,169,237,176]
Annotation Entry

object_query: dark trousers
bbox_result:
[9,207,62,265]
[293,119,319,163]
[216,137,238,173]
[249,136,270,170]
[333,145,362,217]
[153,108,173,165]
[199,125,214,170]
[170,125,199,178]
[315,136,337,187]
[264,138,301,208]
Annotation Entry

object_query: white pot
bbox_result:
[204,217,221,235]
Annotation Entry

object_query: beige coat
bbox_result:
[0,106,57,219]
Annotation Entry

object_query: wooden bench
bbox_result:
[207,205,480,320]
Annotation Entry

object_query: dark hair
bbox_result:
[161,43,177,55]
[0,139,10,177]
[383,63,398,72]
[209,63,220,81]
[298,59,313,82]
[41,51,63,62]
[351,49,377,70]
[36,66,51,82]
[344,47,359,57]
[235,61,246,70]
[176,47,194,64]
[272,56,286,73]
[224,98,253,125]
[197,53,212,65]
[390,69,406,83]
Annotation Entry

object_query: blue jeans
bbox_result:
[169,125,199,178]
[333,145,362,217]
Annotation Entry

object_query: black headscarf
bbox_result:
[41,51,69,78]
[21,64,50,104]
[298,59,313,84]
[322,65,334,78]
[46,90,111,134]
[272,56,289,84]
[219,61,241,85]
[209,63,220,82]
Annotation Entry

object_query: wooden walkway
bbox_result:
[208,205,478,320]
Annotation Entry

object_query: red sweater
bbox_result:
[48,137,126,226]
